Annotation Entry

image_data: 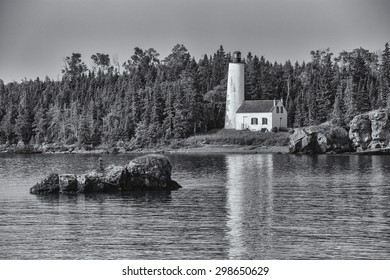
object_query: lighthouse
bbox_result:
[225,51,245,129]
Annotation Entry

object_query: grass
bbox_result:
[185,129,290,147]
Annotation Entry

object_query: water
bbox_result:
[1,153,390,259]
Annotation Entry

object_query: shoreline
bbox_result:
[3,143,389,156]
[0,143,289,155]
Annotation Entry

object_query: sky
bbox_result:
[0,0,389,83]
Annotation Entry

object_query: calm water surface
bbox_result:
[0,153,390,259]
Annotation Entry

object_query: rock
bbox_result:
[349,109,390,151]
[349,114,372,151]
[289,125,352,154]
[124,154,174,191]
[289,128,321,154]
[59,174,78,193]
[82,167,122,193]
[30,173,60,194]
[316,133,328,153]
[30,155,182,194]
[167,180,182,190]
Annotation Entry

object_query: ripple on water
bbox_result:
[0,153,390,259]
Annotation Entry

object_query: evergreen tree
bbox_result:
[331,84,346,127]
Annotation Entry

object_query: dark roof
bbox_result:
[236,100,275,113]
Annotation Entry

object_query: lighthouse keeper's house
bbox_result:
[236,99,287,131]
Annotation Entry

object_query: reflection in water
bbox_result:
[225,154,390,259]
[226,154,274,259]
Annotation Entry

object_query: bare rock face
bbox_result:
[289,125,352,154]
[349,114,372,151]
[349,110,390,151]
[29,155,182,194]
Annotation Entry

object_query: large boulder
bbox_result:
[124,154,174,191]
[289,125,352,154]
[289,128,318,153]
[29,155,182,194]
[349,110,390,151]
[349,114,372,150]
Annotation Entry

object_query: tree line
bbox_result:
[0,43,389,148]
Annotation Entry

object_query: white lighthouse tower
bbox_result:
[225,51,245,129]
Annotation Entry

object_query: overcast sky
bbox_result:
[0,0,389,83]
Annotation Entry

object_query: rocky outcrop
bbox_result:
[289,125,352,154]
[30,173,60,194]
[349,109,390,152]
[30,155,182,194]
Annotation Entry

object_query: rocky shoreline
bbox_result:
[289,109,390,155]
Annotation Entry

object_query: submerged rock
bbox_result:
[29,155,182,195]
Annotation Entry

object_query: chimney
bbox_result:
[273,99,276,106]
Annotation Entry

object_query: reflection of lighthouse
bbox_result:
[225,51,245,129]
[226,154,274,259]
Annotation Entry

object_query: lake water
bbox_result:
[0,153,390,259]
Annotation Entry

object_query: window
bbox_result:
[281,106,284,113]
[251,117,258,125]
[276,106,279,113]
[262,118,268,125]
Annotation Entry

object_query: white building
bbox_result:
[236,99,287,131]
[225,51,288,131]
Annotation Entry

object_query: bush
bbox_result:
[328,126,350,145]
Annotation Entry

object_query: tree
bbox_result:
[382,42,390,83]
[78,113,92,145]
[211,45,227,88]
[344,78,357,126]
[331,84,346,127]
[91,53,111,73]
[62,53,88,81]
[163,44,190,81]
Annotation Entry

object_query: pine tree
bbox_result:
[382,42,390,83]
[331,84,346,127]
[344,78,358,126]
[78,113,91,146]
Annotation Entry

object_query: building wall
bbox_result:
[225,62,244,129]
[236,112,273,131]
[271,100,288,129]
[235,100,288,131]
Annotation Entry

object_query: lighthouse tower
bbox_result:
[225,51,244,129]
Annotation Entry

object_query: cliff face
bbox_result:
[349,110,390,151]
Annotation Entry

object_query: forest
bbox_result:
[0,43,389,149]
